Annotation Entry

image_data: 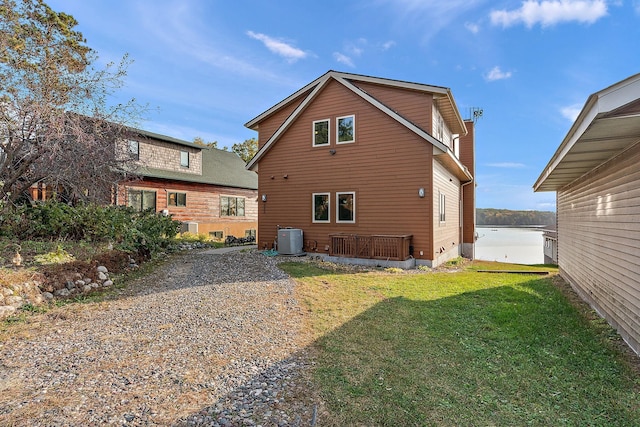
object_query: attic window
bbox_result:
[337,115,355,144]
[313,119,329,146]
[128,140,139,160]
[180,150,189,168]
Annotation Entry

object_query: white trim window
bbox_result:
[313,119,330,146]
[312,193,330,223]
[336,192,356,223]
[439,191,446,222]
[337,115,355,144]
[127,140,139,160]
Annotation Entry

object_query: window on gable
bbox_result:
[168,192,186,207]
[128,140,139,160]
[313,119,329,146]
[337,192,355,223]
[312,193,330,223]
[180,150,189,168]
[221,196,245,217]
[439,191,446,222]
[337,115,355,144]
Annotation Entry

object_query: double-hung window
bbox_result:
[128,140,140,160]
[312,193,330,223]
[180,150,189,168]
[313,119,329,146]
[337,115,355,144]
[337,192,356,223]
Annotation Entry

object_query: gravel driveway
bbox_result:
[0,249,317,426]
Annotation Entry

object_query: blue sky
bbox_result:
[46,0,640,211]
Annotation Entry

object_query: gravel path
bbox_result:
[0,250,318,426]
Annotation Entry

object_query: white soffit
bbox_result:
[534,74,640,192]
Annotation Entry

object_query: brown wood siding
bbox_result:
[117,179,258,237]
[353,81,433,133]
[460,120,476,244]
[257,79,435,259]
[256,91,310,149]
[557,141,640,354]
[432,159,461,261]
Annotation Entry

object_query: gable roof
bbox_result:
[534,73,640,192]
[245,70,468,175]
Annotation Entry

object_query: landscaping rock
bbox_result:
[97,271,108,281]
[54,288,70,297]
[102,280,113,287]
[97,266,108,273]
[42,292,54,301]
[0,305,16,318]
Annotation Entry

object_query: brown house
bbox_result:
[245,71,475,267]
[115,129,258,240]
[534,73,640,355]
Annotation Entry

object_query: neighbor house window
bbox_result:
[127,189,156,212]
[128,140,139,160]
[221,196,245,216]
[312,193,330,223]
[245,229,256,238]
[439,191,446,222]
[336,192,355,223]
[313,119,329,146]
[209,231,223,240]
[168,192,186,207]
[180,150,189,168]
[337,115,355,144]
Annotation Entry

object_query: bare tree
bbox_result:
[0,0,143,207]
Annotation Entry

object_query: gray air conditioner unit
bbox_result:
[278,228,304,256]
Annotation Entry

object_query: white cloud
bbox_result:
[490,0,608,28]
[560,103,583,121]
[465,22,480,33]
[381,40,396,50]
[485,66,512,81]
[246,31,307,62]
[333,52,355,68]
[486,162,527,168]
[634,0,640,14]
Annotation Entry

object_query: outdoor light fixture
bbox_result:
[261,194,267,202]
[418,188,425,198]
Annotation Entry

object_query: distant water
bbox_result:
[475,227,544,265]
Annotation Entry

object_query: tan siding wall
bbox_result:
[431,105,454,149]
[117,179,258,238]
[557,141,640,354]
[432,159,461,263]
[353,81,433,133]
[136,139,202,175]
[256,79,434,259]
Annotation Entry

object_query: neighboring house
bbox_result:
[115,129,258,240]
[534,73,640,355]
[245,70,475,267]
[542,228,558,265]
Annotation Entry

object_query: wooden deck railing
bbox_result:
[329,234,412,261]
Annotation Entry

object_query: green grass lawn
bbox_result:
[280,261,640,426]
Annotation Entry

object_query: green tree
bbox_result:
[193,136,219,148]
[0,0,143,207]
[232,137,258,163]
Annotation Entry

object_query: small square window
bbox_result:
[209,231,224,240]
[312,193,330,223]
[337,115,355,144]
[313,119,329,146]
[180,151,189,168]
[336,192,355,223]
[168,192,186,207]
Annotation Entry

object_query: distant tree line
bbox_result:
[476,208,556,226]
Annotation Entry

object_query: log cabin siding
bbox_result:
[257,79,435,259]
[557,141,640,353]
[118,179,258,238]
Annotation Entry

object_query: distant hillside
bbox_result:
[477,208,556,227]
